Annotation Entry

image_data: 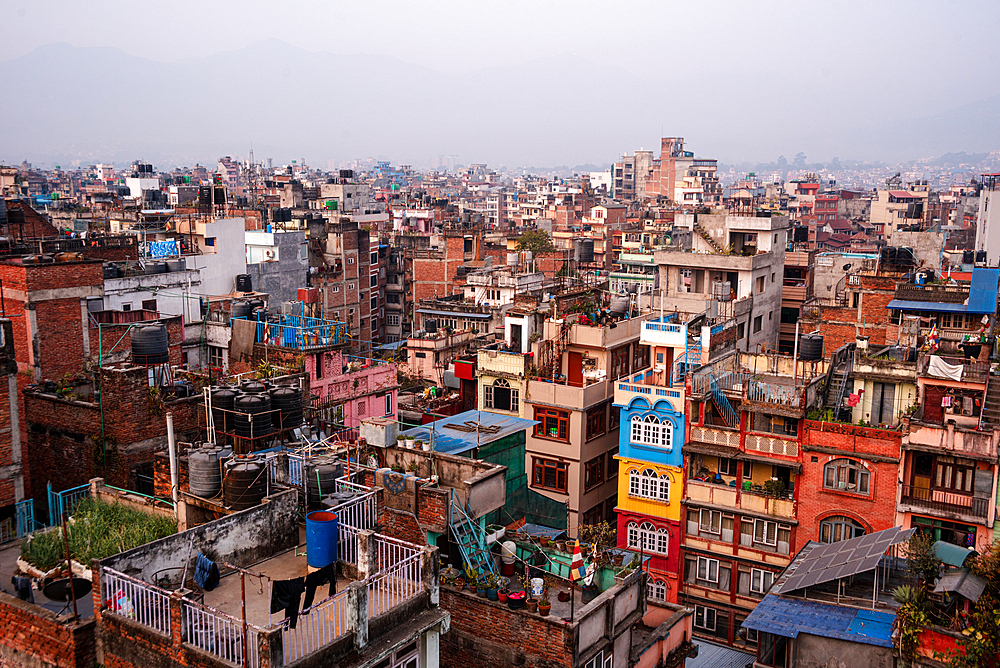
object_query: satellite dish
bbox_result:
[43,577,92,602]
[843,263,852,271]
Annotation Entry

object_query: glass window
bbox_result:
[532,458,568,492]
[820,516,866,543]
[699,509,722,534]
[585,456,605,492]
[697,557,719,583]
[534,407,569,441]
[823,458,870,495]
[586,404,607,440]
[630,414,672,450]
[628,468,670,502]
[750,568,774,594]
[626,521,669,555]
[694,605,717,632]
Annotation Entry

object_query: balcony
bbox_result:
[743,380,803,411]
[689,425,741,449]
[477,348,528,378]
[685,479,796,519]
[899,484,989,520]
[918,354,988,383]
[895,283,969,304]
[781,280,809,301]
[744,433,799,457]
[640,317,687,347]
[528,377,612,410]
[614,377,685,412]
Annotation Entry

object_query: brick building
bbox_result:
[309,218,382,342]
[410,230,481,305]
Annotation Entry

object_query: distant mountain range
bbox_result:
[2,40,998,170]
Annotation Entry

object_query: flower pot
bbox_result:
[498,591,508,602]
[582,585,599,604]
[538,602,551,616]
[526,598,538,613]
[555,540,565,551]
[454,578,465,590]
[487,588,498,601]
[422,441,431,451]
[540,537,550,547]
[508,596,525,610]
[477,589,488,598]
[613,554,624,566]
[405,438,415,448]
[557,591,570,603]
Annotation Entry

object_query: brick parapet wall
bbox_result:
[439,587,575,668]
[0,592,96,668]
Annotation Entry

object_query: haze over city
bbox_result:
[2,0,1000,169]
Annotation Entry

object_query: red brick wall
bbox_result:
[0,375,16,509]
[797,420,902,544]
[0,593,96,668]
[92,315,185,368]
[439,587,575,668]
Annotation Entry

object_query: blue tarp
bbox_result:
[149,239,178,257]
[741,594,894,647]
[887,267,999,315]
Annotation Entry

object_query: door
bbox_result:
[924,386,945,424]
[568,351,584,387]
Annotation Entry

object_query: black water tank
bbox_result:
[251,306,268,321]
[224,458,267,510]
[102,264,118,279]
[976,250,988,263]
[231,301,251,319]
[240,380,268,394]
[145,261,167,275]
[248,298,265,311]
[212,387,238,435]
[131,324,169,365]
[232,393,273,440]
[214,186,226,205]
[166,258,186,272]
[963,250,975,265]
[425,318,438,333]
[799,333,824,361]
[305,462,343,506]
[270,386,303,431]
[236,274,253,292]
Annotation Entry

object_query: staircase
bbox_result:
[538,325,570,381]
[824,347,854,417]
[981,376,1000,428]
[449,490,499,580]
[710,388,738,428]
[692,221,725,253]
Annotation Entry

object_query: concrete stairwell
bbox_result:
[981,376,1000,427]
[692,220,725,253]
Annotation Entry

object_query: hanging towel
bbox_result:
[194,553,221,591]
[270,577,305,629]
[11,576,33,603]
[927,355,964,381]
[301,565,336,612]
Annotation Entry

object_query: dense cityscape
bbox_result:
[3,2,1000,667]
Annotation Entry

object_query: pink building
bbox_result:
[305,350,399,427]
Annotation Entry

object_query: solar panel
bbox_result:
[782,527,915,593]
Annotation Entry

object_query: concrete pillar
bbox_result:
[261,624,284,668]
[89,477,104,499]
[420,627,440,668]
[80,298,91,356]
[358,530,377,580]
[422,545,439,607]
[347,581,369,650]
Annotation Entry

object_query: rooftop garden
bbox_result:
[21,498,177,571]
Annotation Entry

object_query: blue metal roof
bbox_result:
[416,308,492,319]
[887,267,999,315]
[741,594,895,647]
[373,340,406,351]
[400,410,537,455]
[968,267,1000,313]
[687,640,754,668]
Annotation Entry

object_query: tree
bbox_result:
[516,229,555,254]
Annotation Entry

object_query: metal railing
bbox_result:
[0,499,37,543]
[375,534,425,574]
[282,590,350,665]
[182,597,259,666]
[328,488,378,567]
[367,551,423,617]
[101,567,173,636]
[745,380,802,408]
[919,355,989,382]
[900,485,989,519]
[48,483,91,525]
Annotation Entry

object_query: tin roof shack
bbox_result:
[93,488,448,668]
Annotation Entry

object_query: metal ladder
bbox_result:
[449,489,499,580]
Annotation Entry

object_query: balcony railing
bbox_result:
[918,354,988,383]
[900,485,988,519]
[744,380,802,409]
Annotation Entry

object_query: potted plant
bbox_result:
[486,574,499,601]
[537,580,551,616]
[507,589,525,609]
[414,440,424,451]
[498,587,509,603]
[526,596,538,613]
[407,462,420,473]
[454,575,466,590]
[396,435,406,448]
[540,536,551,547]
[405,435,415,448]
[422,439,432,451]
[477,576,489,598]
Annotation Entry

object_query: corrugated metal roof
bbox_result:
[934,568,986,602]
[416,309,492,319]
[932,540,976,568]
[399,410,537,455]
[885,299,987,314]
[687,640,754,668]
[741,595,895,647]
[968,267,1000,313]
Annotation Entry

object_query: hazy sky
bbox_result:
[3,0,999,167]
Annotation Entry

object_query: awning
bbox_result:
[685,442,740,458]
[886,299,984,314]
[519,523,566,540]
[934,568,986,602]
[932,540,976,568]
[737,452,803,473]
[416,309,492,319]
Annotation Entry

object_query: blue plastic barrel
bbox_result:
[305,510,339,568]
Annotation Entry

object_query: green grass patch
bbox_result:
[21,497,177,571]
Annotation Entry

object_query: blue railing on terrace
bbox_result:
[617,381,682,399]
[231,314,349,350]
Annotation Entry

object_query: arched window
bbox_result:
[629,468,670,502]
[484,378,519,413]
[627,521,669,555]
[819,516,866,544]
[630,414,673,450]
[823,458,870,495]
[647,578,667,601]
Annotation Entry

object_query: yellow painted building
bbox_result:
[476,348,529,418]
[616,457,685,523]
